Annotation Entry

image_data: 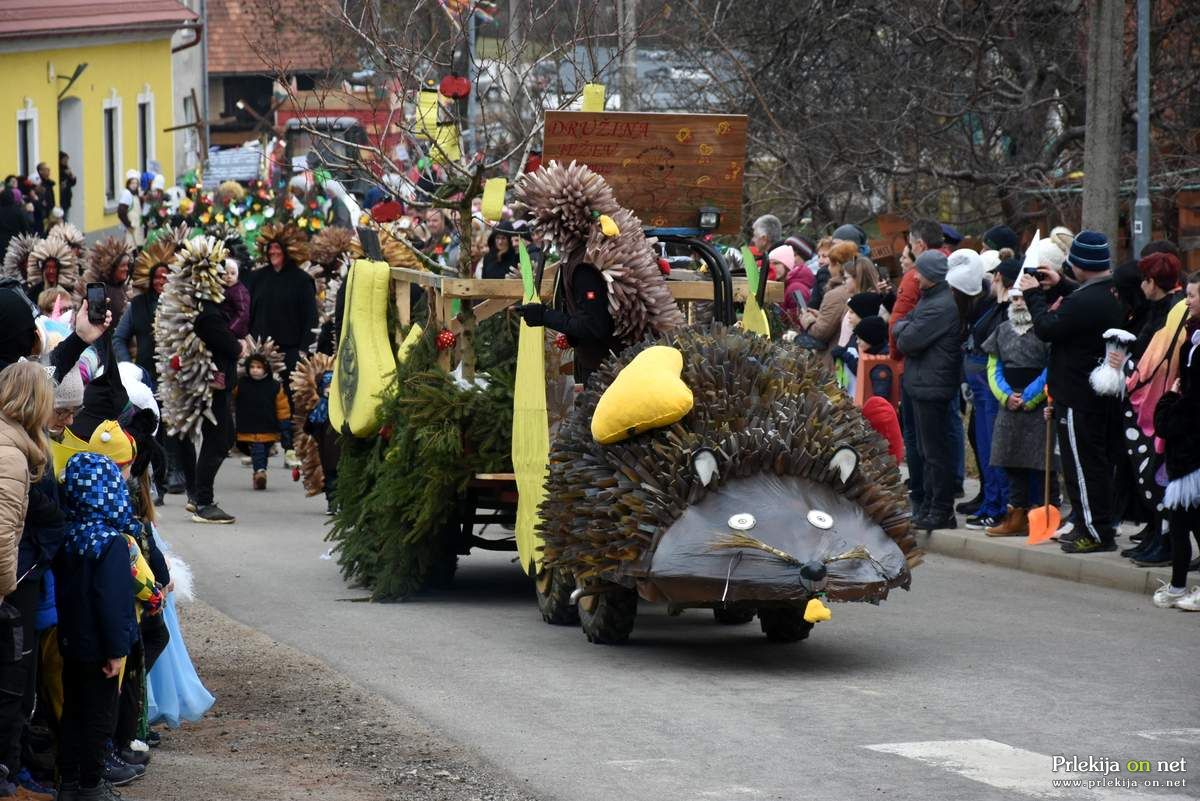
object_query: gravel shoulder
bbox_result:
[136,600,540,801]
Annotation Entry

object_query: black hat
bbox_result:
[847,292,884,319]
[941,223,964,246]
[983,224,1019,253]
[854,315,889,352]
[996,257,1022,288]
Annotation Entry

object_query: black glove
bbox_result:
[514,303,546,327]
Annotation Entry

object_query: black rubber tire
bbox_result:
[422,526,460,591]
[578,585,639,644]
[757,608,814,643]
[712,607,756,625]
[535,566,580,625]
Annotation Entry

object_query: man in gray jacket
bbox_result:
[895,251,963,531]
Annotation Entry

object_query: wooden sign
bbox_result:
[542,111,747,235]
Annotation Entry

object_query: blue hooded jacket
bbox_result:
[52,453,139,662]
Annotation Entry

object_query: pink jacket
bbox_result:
[781,264,816,327]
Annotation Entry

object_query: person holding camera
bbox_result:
[1018,231,1126,553]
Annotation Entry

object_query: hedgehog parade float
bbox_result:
[502,162,921,645]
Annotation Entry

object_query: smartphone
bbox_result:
[86,282,107,324]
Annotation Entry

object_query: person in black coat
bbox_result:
[0,189,33,265]
[894,251,963,532]
[187,298,241,524]
[480,224,520,279]
[249,240,317,384]
[1019,231,1127,553]
[513,257,617,387]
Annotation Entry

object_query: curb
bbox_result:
[922,528,1172,595]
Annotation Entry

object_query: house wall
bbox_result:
[0,33,176,235]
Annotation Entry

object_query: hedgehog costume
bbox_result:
[513,160,684,383]
[536,326,919,644]
[81,236,134,318]
[48,222,86,257]
[154,237,229,439]
[290,352,335,498]
[2,233,40,285]
[27,235,78,300]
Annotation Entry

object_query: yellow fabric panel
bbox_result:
[591,346,694,445]
[330,260,397,437]
[512,240,549,575]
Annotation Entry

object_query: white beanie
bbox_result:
[946,248,985,296]
[1035,237,1067,271]
[980,250,1001,273]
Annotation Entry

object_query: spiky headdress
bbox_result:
[154,237,228,438]
[308,227,357,270]
[538,325,920,603]
[161,223,192,253]
[82,236,134,286]
[216,180,247,205]
[27,237,78,290]
[47,223,85,251]
[516,160,683,342]
[238,335,286,380]
[254,222,309,268]
[132,240,175,293]
[290,352,334,496]
[2,234,40,282]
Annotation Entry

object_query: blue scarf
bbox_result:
[308,371,333,425]
[62,452,140,560]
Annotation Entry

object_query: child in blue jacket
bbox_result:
[54,452,142,798]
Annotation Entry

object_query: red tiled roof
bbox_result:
[0,0,196,40]
[207,0,346,76]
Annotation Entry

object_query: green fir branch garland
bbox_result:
[326,315,518,600]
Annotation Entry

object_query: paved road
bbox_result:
[164,465,1200,801]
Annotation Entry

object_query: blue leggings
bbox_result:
[967,370,1009,516]
[249,442,269,471]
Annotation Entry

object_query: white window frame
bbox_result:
[102,91,123,211]
[16,99,38,178]
[136,85,155,173]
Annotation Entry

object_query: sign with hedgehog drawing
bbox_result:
[542,111,748,235]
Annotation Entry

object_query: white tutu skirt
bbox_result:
[147,592,215,728]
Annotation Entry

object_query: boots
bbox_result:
[986,507,1028,537]
[252,470,267,491]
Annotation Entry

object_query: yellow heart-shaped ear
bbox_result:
[803,597,831,623]
[591,346,694,444]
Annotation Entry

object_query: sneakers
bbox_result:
[15,769,56,801]
[913,513,957,532]
[102,751,139,786]
[1176,587,1200,612]
[78,782,125,800]
[1052,521,1075,541]
[955,491,984,516]
[252,470,267,491]
[191,504,235,525]
[240,455,252,467]
[146,731,161,748]
[117,746,149,766]
[1153,581,1188,609]
[184,498,197,514]
[1060,536,1117,554]
[965,513,1000,531]
[986,508,1028,537]
[284,449,301,469]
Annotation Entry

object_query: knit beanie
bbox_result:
[1068,230,1110,273]
[854,315,889,352]
[767,244,795,273]
[915,251,949,284]
[996,257,1022,288]
[946,248,984,296]
[831,223,867,246]
[785,236,815,262]
[983,224,1019,253]
[847,292,883,319]
[54,367,85,409]
[1033,237,1067,272]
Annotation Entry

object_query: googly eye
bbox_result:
[100,431,112,443]
[728,513,756,531]
[807,510,833,530]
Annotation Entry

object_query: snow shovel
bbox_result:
[1027,400,1060,545]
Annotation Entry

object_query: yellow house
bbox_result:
[0,0,197,236]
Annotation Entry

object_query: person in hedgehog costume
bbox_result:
[510,161,683,385]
